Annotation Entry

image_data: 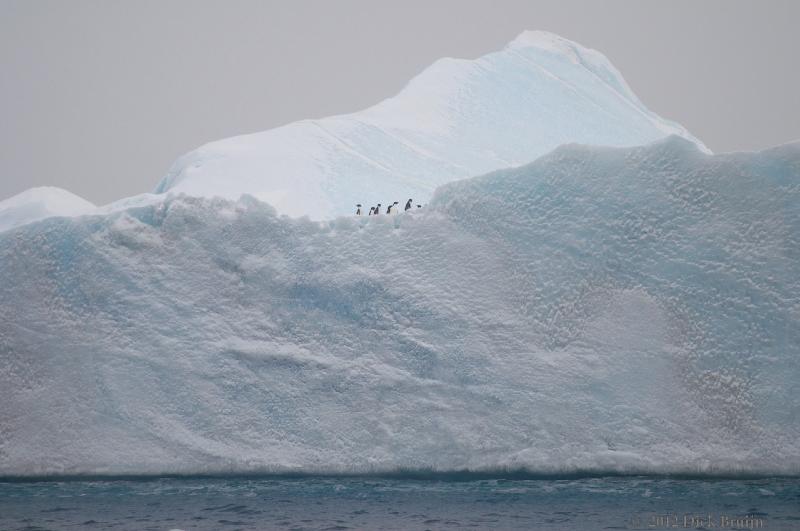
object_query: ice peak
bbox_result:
[0,186,96,232]
[156,31,707,219]
[1,186,88,204]
[506,30,581,56]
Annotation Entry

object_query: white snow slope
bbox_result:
[0,187,96,233]
[1,137,798,478]
[155,31,707,220]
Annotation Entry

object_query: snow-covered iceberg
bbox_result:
[0,187,96,233]
[2,137,797,478]
[155,31,707,220]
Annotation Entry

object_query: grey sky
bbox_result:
[1,0,799,205]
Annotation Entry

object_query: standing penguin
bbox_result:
[375,203,381,215]
[368,206,375,216]
[356,204,362,216]
[405,199,413,211]
[387,201,399,214]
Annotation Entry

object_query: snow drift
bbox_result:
[155,31,707,219]
[1,137,798,477]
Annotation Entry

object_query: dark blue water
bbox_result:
[1,476,798,530]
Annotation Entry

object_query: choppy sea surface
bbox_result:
[1,476,798,530]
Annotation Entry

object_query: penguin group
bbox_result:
[357,198,422,216]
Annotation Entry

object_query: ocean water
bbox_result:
[1,476,798,530]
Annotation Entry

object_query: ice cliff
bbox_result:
[1,137,798,477]
[154,31,707,220]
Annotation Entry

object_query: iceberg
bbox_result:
[155,31,707,220]
[1,137,797,477]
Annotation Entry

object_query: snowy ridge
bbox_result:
[155,31,708,219]
[1,137,798,478]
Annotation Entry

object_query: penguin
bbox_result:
[387,201,398,214]
[356,204,362,216]
[405,198,413,211]
[375,203,381,215]
[417,204,422,208]
[368,206,375,216]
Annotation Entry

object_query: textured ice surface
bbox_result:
[1,137,798,477]
[155,31,707,220]
[0,187,96,233]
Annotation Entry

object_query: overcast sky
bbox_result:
[1,0,799,205]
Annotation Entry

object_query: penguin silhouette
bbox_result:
[368,206,375,216]
[387,201,398,214]
[375,203,382,215]
[356,204,362,216]
[405,199,413,211]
